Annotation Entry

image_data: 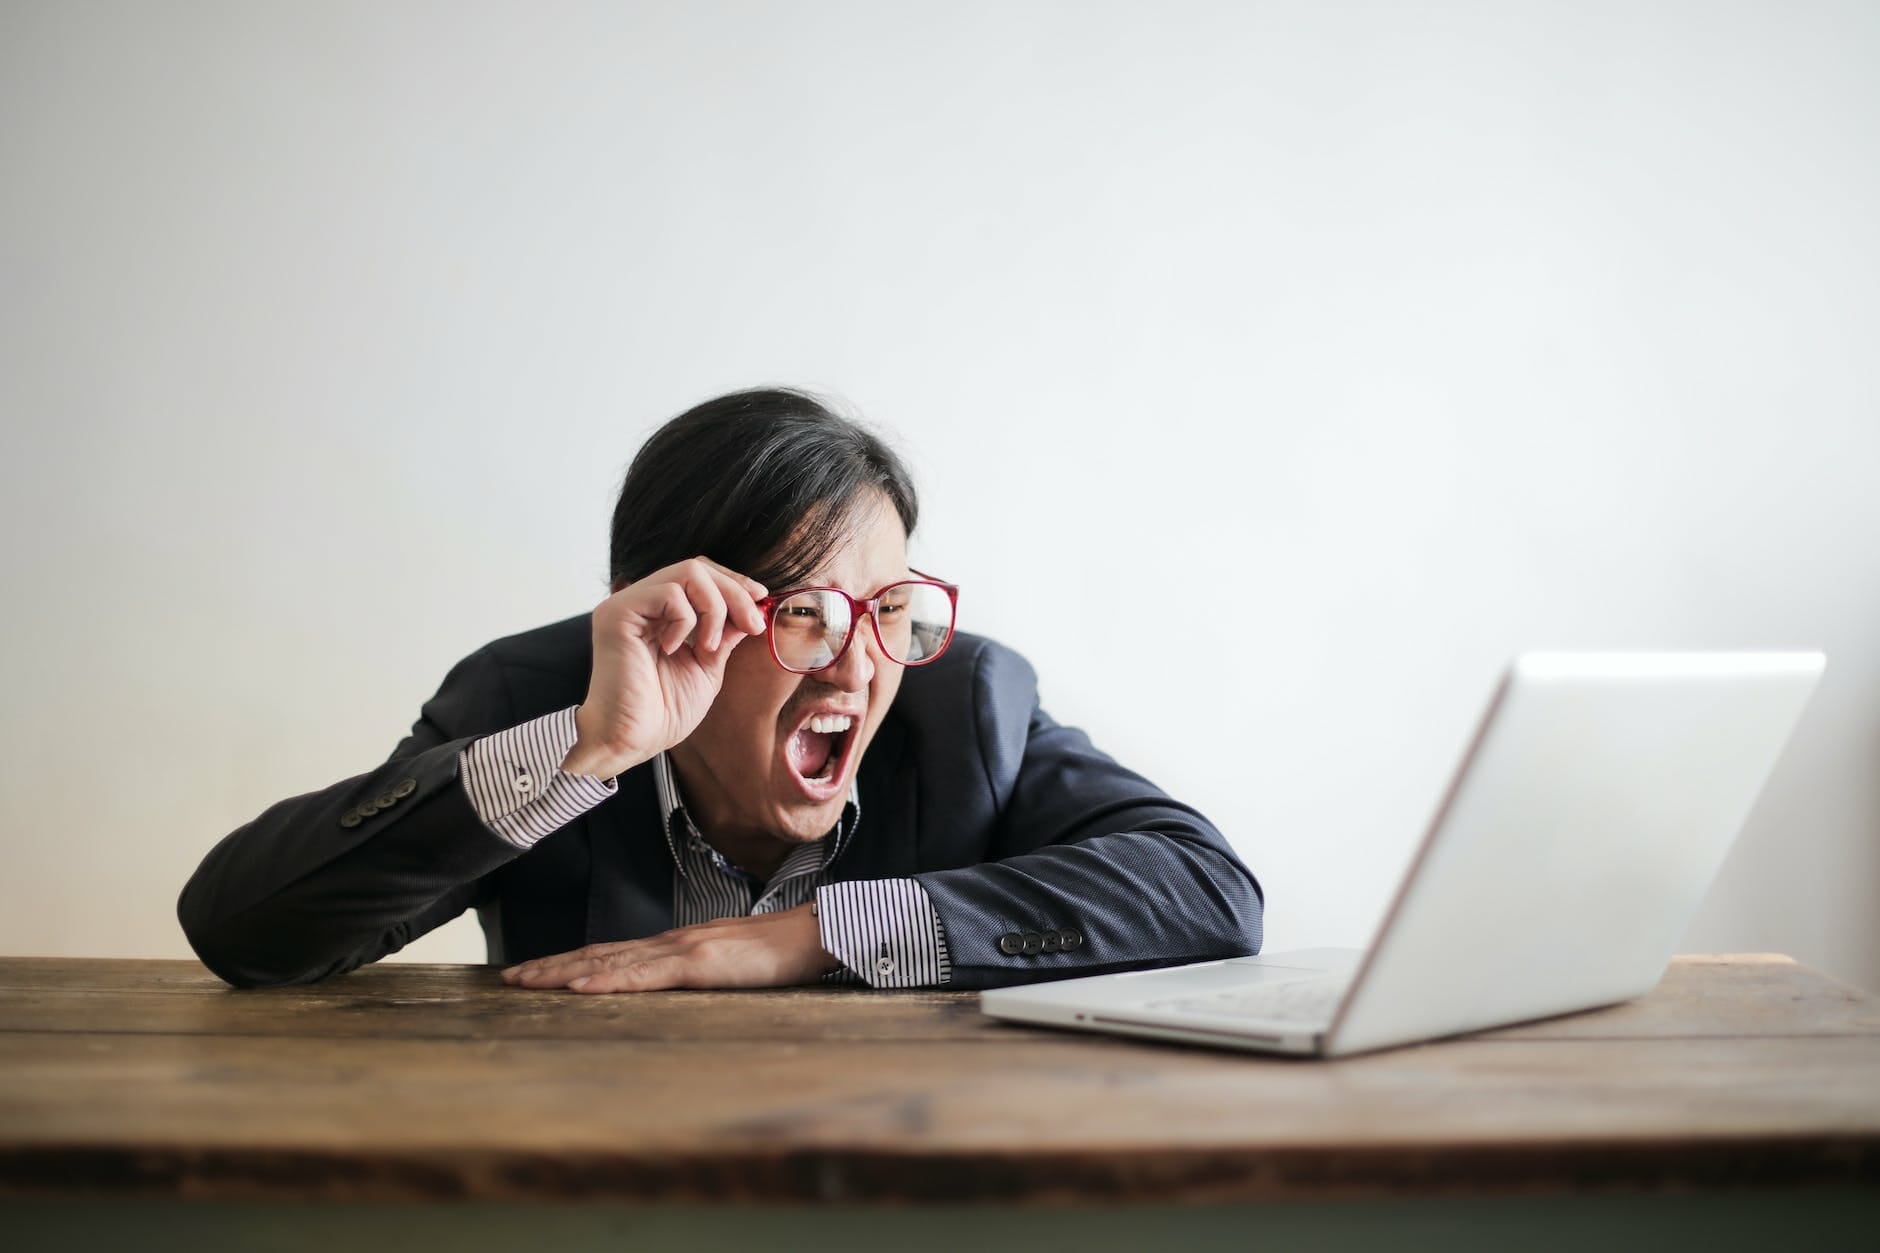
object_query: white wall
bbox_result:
[3,1,1876,989]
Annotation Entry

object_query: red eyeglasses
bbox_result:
[755,575,958,674]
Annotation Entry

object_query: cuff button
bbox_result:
[1060,929,1083,951]
[338,809,362,829]
[1020,932,1045,955]
[998,932,1024,956]
[392,778,417,798]
[875,956,896,976]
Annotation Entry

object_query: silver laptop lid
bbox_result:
[1326,651,1824,1057]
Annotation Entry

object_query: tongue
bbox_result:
[788,729,837,779]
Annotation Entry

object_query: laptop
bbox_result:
[980,651,1825,1057]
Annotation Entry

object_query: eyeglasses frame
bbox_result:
[754,570,959,675]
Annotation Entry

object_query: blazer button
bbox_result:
[1042,931,1062,953]
[357,800,381,817]
[338,809,362,829]
[1060,929,1083,951]
[375,792,397,809]
[392,778,417,799]
[998,932,1024,956]
[1021,932,1045,955]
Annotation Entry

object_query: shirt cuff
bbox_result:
[815,879,952,988]
[459,706,617,849]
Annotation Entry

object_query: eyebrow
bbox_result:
[784,572,914,597]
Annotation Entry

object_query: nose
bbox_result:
[822,616,879,692]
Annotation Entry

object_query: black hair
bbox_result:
[608,387,919,592]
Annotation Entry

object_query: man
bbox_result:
[178,388,1264,991]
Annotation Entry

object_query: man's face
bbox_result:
[668,492,910,860]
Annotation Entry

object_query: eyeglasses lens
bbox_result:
[873,581,954,665]
[771,589,852,673]
[769,583,954,673]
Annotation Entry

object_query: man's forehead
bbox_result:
[785,492,908,591]
[795,558,913,595]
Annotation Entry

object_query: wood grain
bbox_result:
[1,955,1876,1203]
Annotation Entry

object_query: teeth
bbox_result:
[807,714,854,734]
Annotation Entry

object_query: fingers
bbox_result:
[646,559,767,654]
[698,556,768,604]
[569,954,687,994]
[704,561,769,637]
[501,936,691,991]
[502,908,832,995]
[501,940,636,989]
[642,569,724,656]
[652,582,697,655]
[687,557,767,636]
[685,563,731,652]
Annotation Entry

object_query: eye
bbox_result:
[771,594,831,630]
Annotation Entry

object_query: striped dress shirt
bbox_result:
[458,706,951,987]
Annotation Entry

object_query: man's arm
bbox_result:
[911,644,1265,991]
[176,648,526,987]
[180,557,771,989]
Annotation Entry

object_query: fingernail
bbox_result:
[501,966,518,978]
[568,976,591,990]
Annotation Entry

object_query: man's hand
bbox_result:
[560,557,769,780]
[499,904,842,992]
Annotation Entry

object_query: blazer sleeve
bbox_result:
[177,647,530,988]
[912,646,1265,990]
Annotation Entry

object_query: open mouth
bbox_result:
[784,710,860,797]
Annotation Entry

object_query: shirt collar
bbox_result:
[653,750,861,881]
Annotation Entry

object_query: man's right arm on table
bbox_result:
[181,557,766,987]
[176,649,613,988]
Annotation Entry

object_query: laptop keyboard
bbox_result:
[1143,976,1351,1024]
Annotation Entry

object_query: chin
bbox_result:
[771,794,850,842]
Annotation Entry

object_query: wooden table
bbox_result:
[4,954,1878,1250]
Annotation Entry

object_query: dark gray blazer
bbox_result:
[178,618,1265,989]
